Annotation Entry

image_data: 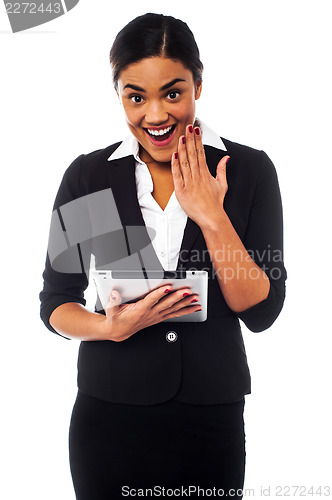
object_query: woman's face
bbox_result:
[117,57,202,165]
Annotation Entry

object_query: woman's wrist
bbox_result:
[95,314,115,341]
[99,314,135,342]
[199,209,229,233]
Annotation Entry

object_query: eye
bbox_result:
[167,90,180,100]
[130,95,143,103]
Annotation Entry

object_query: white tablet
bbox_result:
[91,270,208,322]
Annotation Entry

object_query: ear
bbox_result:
[195,81,202,101]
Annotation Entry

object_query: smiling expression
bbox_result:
[116,57,202,165]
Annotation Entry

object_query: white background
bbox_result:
[1,1,331,498]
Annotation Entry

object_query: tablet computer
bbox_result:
[91,269,208,322]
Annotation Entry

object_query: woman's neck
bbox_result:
[138,147,174,210]
[139,146,171,172]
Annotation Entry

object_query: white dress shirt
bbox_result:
[107,119,227,270]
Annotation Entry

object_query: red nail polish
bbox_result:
[195,308,202,312]
[174,152,178,160]
[164,289,170,294]
[194,127,200,135]
[183,292,190,297]
[226,156,230,164]
[188,125,193,133]
[191,298,199,303]
[181,137,186,145]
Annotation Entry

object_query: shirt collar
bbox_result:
[107,118,227,162]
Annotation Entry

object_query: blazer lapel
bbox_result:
[106,155,164,270]
[106,155,145,229]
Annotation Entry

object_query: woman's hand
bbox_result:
[102,285,201,342]
[171,124,230,230]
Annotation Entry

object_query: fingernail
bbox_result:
[181,136,186,145]
[194,127,200,135]
[174,152,178,160]
[183,292,190,297]
[195,308,202,312]
[226,156,230,164]
[111,294,116,300]
[164,289,171,294]
[191,298,199,303]
[188,125,193,134]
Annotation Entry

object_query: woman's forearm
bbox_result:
[201,211,270,313]
[49,303,109,341]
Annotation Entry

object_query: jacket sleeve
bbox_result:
[236,151,287,332]
[39,154,90,338]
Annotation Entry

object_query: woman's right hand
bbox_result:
[102,285,201,342]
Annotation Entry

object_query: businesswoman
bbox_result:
[40,13,287,500]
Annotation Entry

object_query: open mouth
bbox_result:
[144,125,176,145]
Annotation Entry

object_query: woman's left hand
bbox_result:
[171,124,230,229]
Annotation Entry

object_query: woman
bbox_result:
[40,13,287,500]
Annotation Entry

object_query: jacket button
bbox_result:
[166,331,178,342]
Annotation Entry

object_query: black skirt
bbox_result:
[69,390,246,499]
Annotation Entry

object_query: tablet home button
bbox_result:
[166,331,178,343]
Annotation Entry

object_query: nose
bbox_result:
[145,100,168,125]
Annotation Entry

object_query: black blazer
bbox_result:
[40,137,287,405]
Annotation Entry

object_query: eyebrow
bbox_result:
[123,78,186,92]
